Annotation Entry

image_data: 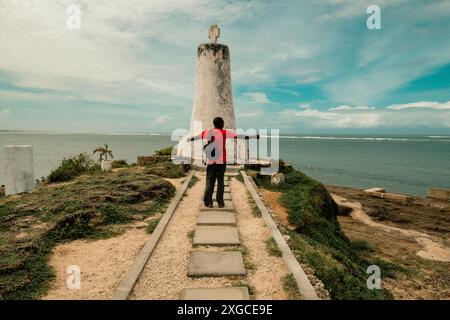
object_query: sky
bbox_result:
[0,0,449,134]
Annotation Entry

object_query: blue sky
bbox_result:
[0,0,449,133]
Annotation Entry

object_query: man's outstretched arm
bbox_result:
[186,131,206,142]
[224,130,260,140]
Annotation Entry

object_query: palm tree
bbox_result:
[93,144,113,162]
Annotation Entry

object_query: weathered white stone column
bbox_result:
[189,27,236,134]
[177,25,239,165]
[4,145,34,195]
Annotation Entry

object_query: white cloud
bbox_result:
[328,105,375,111]
[280,101,450,129]
[387,101,450,110]
[328,105,353,111]
[243,92,271,104]
[155,115,170,124]
[354,106,374,110]
[298,103,312,109]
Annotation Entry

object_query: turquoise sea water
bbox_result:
[1,132,449,196]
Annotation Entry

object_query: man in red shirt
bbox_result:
[187,117,259,208]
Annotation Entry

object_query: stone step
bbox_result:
[197,212,236,226]
[181,287,249,300]
[212,192,232,200]
[204,186,230,193]
[215,180,230,186]
[225,172,240,176]
[201,200,234,212]
[187,251,246,277]
[193,226,240,246]
[225,165,244,172]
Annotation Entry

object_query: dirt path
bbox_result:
[332,194,450,262]
[130,172,291,300]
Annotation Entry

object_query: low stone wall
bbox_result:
[427,188,450,201]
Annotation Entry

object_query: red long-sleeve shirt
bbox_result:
[195,128,237,164]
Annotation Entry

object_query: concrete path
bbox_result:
[185,174,250,300]
[197,212,236,226]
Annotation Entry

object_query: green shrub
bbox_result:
[111,159,128,168]
[155,146,173,156]
[145,162,187,178]
[47,153,99,183]
[252,164,394,300]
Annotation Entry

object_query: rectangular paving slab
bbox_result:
[197,212,236,226]
[215,180,230,186]
[193,226,240,245]
[212,192,232,200]
[187,251,246,276]
[181,287,249,300]
[200,200,234,212]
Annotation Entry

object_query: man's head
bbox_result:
[213,117,224,129]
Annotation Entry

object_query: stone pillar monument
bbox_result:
[176,25,240,165]
[4,145,34,195]
[189,24,236,134]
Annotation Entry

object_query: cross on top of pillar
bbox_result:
[208,24,220,43]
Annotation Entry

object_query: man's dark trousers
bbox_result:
[204,164,226,206]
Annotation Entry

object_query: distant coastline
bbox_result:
[1,132,450,196]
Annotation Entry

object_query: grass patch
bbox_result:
[111,159,129,168]
[145,162,187,178]
[187,230,195,242]
[234,173,244,183]
[265,237,282,257]
[252,165,394,300]
[188,175,199,188]
[0,168,175,299]
[146,217,161,234]
[239,245,256,271]
[282,273,302,300]
[155,147,173,156]
[246,191,261,218]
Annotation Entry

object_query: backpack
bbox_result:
[203,129,220,161]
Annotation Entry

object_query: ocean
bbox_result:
[1,132,449,197]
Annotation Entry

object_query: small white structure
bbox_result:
[101,160,112,172]
[4,145,35,195]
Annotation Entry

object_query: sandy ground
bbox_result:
[231,179,289,300]
[131,172,291,300]
[43,226,150,300]
[259,190,290,227]
[42,176,185,300]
